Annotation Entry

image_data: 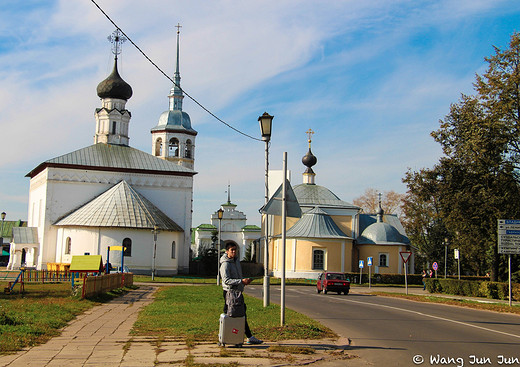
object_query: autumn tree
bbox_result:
[352,188,405,216]
[403,33,520,280]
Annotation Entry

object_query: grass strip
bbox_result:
[371,291,520,314]
[133,275,316,286]
[132,285,336,342]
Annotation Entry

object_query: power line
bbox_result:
[90,0,262,142]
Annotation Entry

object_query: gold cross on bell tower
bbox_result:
[305,128,314,148]
[175,23,182,35]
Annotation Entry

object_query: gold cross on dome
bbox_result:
[305,128,314,147]
[175,23,182,35]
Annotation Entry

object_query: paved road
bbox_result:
[246,285,520,367]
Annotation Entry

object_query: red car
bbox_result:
[316,272,350,295]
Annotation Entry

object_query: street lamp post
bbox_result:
[152,225,159,281]
[0,212,6,247]
[444,237,449,279]
[216,208,224,285]
[258,112,273,308]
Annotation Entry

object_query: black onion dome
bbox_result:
[97,59,133,100]
[302,148,317,169]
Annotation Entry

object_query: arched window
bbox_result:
[65,237,71,255]
[171,241,176,259]
[379,253,388,267]
[155,138,163,156]
[169,138,179,157]
[313,249,324,270]
[185,139,192,158]
[123,238,132,257]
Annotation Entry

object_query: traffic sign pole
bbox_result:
[367,257,373,289]
[399,251,412,295]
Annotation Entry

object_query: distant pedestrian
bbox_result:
[429,269,433,278]
[422,270,427,290]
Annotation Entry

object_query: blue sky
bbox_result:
[1,0,520,227]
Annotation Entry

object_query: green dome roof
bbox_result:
[358,221,406,245]
[293,184,358,209]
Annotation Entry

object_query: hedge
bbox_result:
[425,278,520,301]
[345,273,487,286]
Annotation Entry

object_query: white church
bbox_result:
[8,29,196,275]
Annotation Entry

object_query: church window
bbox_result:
[169,138,179,157]
[65,237,71,255]
[111,121,117,134]
[312,249,324,270]
[379,253,388,267]
[155,138,163,156]
[123,238,132,257]
[185,139,192,158]
[171,241,176,259]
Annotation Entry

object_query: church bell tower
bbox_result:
[151,24,197,169]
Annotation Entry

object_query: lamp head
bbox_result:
[1,212,5,220]
[258,112,273,142]
[217,208,224,220]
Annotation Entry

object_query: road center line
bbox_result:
[288,289,520,340]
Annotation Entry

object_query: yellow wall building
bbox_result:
[264,140,414,279]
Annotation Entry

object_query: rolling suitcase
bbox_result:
[218,313,245,347]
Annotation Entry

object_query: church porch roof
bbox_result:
[284,206,351,239]
[54,180,183,231]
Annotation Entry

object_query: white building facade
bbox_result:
[9,30,196,275]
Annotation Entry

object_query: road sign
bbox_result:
[399,251,412,264]
[498,219,520,254]
[367,257,373,266]
[454,249,459,259]
[359,260,364,269]
[432,262,438,271]
[260,179,302,218]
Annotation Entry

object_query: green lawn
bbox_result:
[132,285,336,342]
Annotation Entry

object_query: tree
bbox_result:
[404,33,520,280]
[401,168,448,272]
[353,188,405,216]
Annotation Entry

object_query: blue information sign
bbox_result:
[359,260,364,269]
[367,257,373,266]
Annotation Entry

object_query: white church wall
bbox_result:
[56,227,182,275]
[29,166,193,271]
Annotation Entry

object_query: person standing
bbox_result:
[422,269,427,290]
[219,243,263,345]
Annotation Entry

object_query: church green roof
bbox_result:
[27,143,196,178]
[285,206,351,239]
[293,184,358,209]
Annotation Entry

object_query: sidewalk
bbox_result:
[0,285,358,367]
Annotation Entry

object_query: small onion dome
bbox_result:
[302,148,317,169]
[97,59,133,100]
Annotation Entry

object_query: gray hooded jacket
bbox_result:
[219,253,244,292]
